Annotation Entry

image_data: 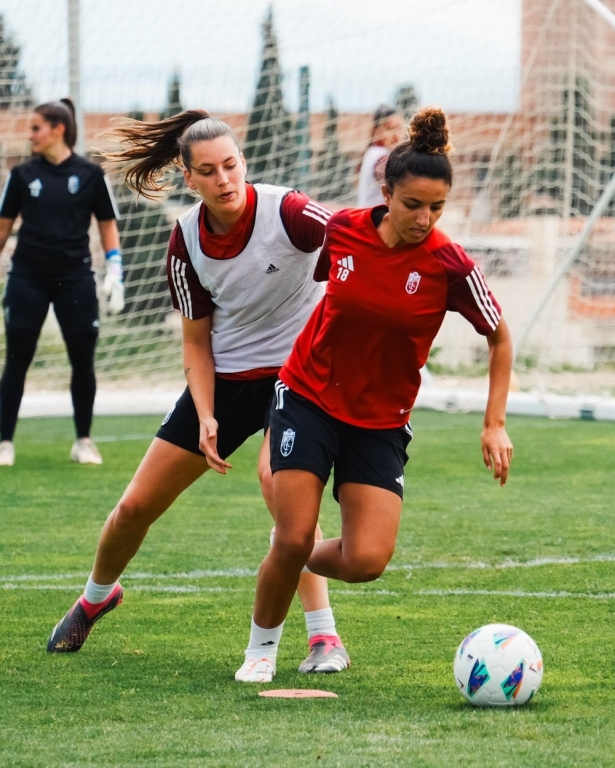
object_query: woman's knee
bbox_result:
[272,527,315,564]
[112,495,158,531]
[343,548,394,583]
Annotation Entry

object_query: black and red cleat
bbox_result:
[47,584,123,653]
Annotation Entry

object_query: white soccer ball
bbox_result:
[453,623,543,706]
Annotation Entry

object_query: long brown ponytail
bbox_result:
[102,109,239,199]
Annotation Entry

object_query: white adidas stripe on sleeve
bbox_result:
[305,201,332,218]
[171,255,193,319]
[465,268,499,331]
[170,257,187,316]
[302,209,329,226]
[471,267,500,326]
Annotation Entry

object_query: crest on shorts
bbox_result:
[405,271,421,295]
[280,428,295,457]
[68,175,80,194]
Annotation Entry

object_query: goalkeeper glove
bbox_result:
[102,249,125,314]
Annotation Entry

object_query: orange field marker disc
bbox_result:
[258,689,338,698]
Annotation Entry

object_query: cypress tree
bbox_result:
[244,6,293,184]
[0,15,33,109]
[394,83,419,122]
[314,95,350,201]
[161,71,183,120]
[294,65,312,190]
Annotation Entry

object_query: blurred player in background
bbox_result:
[356,105,404,207]
[47,109,349,675]
[236,107,513,683]
[0,99,123,467]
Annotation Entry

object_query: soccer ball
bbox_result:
[453,623,543,707]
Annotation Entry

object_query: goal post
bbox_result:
[511,0,615,363]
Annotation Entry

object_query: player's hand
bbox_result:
[199,416,232,475]
[481,425,513,486]
[103,253,125,314]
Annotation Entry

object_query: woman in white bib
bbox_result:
[47,109,349,679]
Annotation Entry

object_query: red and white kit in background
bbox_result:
[166,183,330,379]
[280,206,502,429]
[356,143,390,207]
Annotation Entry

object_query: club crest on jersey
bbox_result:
[280,428,296,457]
[29,178,42,197]
[405,271,421,294]
[68,175,80,194]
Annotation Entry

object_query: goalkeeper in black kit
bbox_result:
[0,99,123,466]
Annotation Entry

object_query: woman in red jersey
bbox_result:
[236,107,513,683]
[47,110,349,677]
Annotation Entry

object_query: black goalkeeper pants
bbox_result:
[1,272,99,442]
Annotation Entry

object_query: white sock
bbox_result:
[305,607,337,640]
[83,575,117,604]
[245,618,284,660]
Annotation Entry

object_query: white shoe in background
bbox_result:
[0,441,15,466]
[70,438,103,465]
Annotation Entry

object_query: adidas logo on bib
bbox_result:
[266,264,279,274]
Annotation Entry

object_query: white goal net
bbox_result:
[0,0,614,414]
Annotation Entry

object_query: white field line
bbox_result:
[4,579,611,600]
[1,583,244,593]
[94,433,154,443]
[16,433,155,446]
[419,589,615,600]
[388,553,615,571]
[331,589,399,596]
[1,582,398,596]
[3,552,615,586]
[4,581,612,600]
[0,568,258,583]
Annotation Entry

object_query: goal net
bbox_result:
[0,0,614,414]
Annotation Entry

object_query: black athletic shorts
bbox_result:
[156,375,278,459]
[2,270,99,338]
[269,382,413,501]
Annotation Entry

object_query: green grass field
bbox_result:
[2,411,615,767]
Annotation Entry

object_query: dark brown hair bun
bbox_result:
[407,107,452,155]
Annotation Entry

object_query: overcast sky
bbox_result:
[0,0,521,113]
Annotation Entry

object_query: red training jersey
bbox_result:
[280,206,502,428]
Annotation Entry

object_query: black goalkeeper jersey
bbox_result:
[0,153,118,276]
